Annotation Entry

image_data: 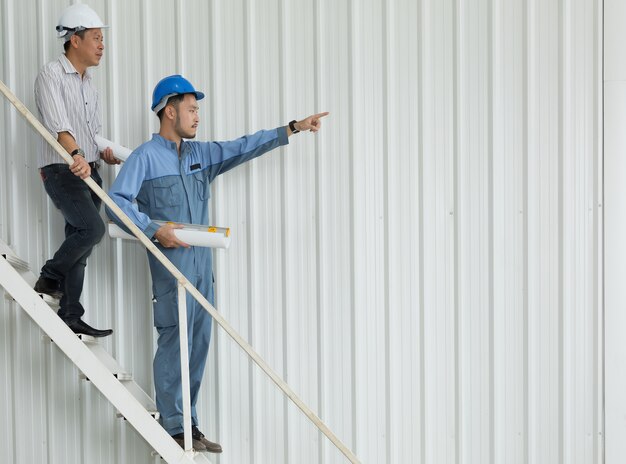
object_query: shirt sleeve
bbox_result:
[200,126,289,182]
[34,69,76,139]
[106,153,161,239]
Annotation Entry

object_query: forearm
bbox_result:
[57,131,80,155]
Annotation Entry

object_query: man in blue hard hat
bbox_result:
[107,74,328,452]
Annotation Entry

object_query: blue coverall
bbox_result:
[107,127,289,435]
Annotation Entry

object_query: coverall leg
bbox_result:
[152,262,214,436]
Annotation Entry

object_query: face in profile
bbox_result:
[72,28,104,67]
[173,94,200,139]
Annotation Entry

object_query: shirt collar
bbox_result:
[58,54,92,80]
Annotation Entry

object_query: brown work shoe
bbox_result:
[192,426,223,453]
[171,433,207,451]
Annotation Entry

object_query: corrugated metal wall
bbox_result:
[0,1,603,463]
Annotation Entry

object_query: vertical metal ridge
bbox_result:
[594,0,606,463]
[0,0,11,246]
[34,0,52,460]
[558,0,565,462]
[206,0,221,443]
[348,0,358,452]
[592,0,601,454]
[418,1,426,463]
[175,0,183,73]
[105,0,118,145]
[139,0,151,138]
[35,0,43,66]
[312,0,325,462]
[525,0,536,461]
[277,0,289,461]
[207,2,223,448]
[382,0,392,462]
[243,2,255,462]
[207,0,217,139]
[522,1,530,463]
[9,304,17,464]
[4,0,16,247]
[452,0,461,461]
[488,0,495,462]
[106,0,121,456]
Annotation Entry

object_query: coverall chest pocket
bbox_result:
[152,177,183,208]
[193,171,210,201]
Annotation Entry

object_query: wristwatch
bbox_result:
[289,120,300,134]
[70,148,85,157]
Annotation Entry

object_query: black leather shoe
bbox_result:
[65,319,113,338]
[34,277,63,299]
[192,426,223,453]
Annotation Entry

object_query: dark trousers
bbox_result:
[39,164,105,322]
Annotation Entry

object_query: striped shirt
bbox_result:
[34,54,102,168]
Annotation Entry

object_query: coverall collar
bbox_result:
[151,133,190,157]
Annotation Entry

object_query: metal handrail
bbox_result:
[0,79,360,463]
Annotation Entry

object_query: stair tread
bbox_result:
[151,449,214,462]
[0,245,30,272]
[84,343,131,377]
[119,379,158,413]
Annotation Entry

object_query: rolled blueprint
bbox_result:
[108,221,231,249]
[95,135,132,162]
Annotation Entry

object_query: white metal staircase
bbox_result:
[0,238,212,464]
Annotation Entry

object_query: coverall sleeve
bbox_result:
[34,69,76,139]
[106,153,161,239]
[201,126,289,182]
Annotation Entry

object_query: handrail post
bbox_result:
[177,282,193,453]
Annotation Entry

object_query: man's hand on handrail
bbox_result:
[154,223,190,249]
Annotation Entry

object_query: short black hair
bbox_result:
[157,94,186,121]
[63,29,87,52]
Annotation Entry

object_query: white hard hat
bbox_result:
[56,4,108,41]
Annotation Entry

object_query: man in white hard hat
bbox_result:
[107,74,328,452]
[33,4,119,337]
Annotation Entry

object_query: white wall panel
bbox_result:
[0,1,603,463]
[605,1,626,462]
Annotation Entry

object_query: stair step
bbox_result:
[151,449,215,462]
[77,334,99,344]
[2,253,30,272]
[46,335,158,418]
[0,244,30,273]
[80,342,133,380]
[116,379,159,420]
[8,291,60,311]
[42,334,133,381]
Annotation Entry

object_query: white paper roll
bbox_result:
[108,221,231,249]
[95,135,133,162]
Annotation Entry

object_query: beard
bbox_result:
[174,115,197,139]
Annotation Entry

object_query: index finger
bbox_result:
[313,112,330,119]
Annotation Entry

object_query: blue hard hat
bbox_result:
[151,74,205,112]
